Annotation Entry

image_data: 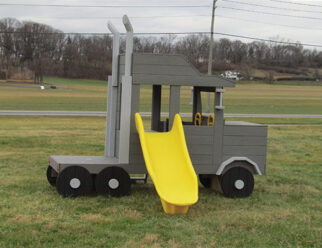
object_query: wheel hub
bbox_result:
[108,178,119,189]
[70,178,81,189]
[234,179,245,190]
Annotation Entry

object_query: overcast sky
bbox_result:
[0,0,322,50]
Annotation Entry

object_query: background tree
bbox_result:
[0,18,321,81]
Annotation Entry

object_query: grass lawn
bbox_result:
[0,77,321,114]
[0,116,321,247]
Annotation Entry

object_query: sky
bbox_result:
[0,0,322,50]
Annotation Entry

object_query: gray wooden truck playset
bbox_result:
[47,15,267,200]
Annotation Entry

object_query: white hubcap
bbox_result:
[108,179,119,189]
[234,179,245,190]
[70,178,81,189]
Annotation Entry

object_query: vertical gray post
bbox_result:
[213,87,224,168]
[105,76,118,157]
[119,15,133,164]
[151,85,162,131]
[105,22,120,157]
[169,85,180,129]
[206,0,217,113]
[192,87,202,122]
[130,84,140,133]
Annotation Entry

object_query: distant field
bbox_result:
[251,68,322,82]
[0,77,321,115]
[0,116,321,247]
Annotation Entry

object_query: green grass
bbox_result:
[0,77,322,115]
[45,77,107,87]
[0,116,321,247]
[238,80,322,86]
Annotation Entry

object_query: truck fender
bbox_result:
[216,157,262,175]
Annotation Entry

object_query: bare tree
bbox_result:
[0,18,21,79]
[15,21,64,83]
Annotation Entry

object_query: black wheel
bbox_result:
[199,174,212,188]
[220,167,254,198]
[95,167,131,197]
[56,166,93,197]
[46,166,57,186]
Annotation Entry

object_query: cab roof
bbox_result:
[119,53,235,88]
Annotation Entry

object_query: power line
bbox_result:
[20,15,211,20]
[0,3,210,8]
[218,6,322,20]
[10,14,321,31]
[212,32,322,48]
[216,14,322,31]
[221,0,322,14]
[1,30,321,48]
[264,0,322,8]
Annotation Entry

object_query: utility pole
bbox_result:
[206,0,217,113]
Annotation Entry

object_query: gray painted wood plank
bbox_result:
[129,143,146,154]
[186,135,214,145]
[129,155,145,164]
[130,84,140,133]
[193,165,216,174]
[213,90,224,167]
[132,74,235,87]
[224,126,268,136]
[130,134,214,146]
[119,53,235,87]
[223,136,267,146]
[133,64,197,76]
[223,145,267,156]
[225,121,264,126]
[115,86,122,129]
[190,155,213,164]
[186,144,214,155]
[184,126,214,136]
[119,54,125,65]
[133,53,192,66]
[105,76,118,157]
[119,64,125,76]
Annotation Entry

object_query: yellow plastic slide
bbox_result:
[135,113,198,214]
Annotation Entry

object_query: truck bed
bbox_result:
[49,155,119,174]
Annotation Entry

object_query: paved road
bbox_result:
[1,110,322,118]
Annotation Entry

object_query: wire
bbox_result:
[213,32,322,48]
[22,15,211,20]
[221,0,322,14]
[264,0,322,8]
[23,14,322,31]
[216,14,322,31]
[1,31,321,48]
[217,6,322,20]
[0,3,210,8]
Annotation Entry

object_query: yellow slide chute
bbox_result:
[135,113,198,214]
